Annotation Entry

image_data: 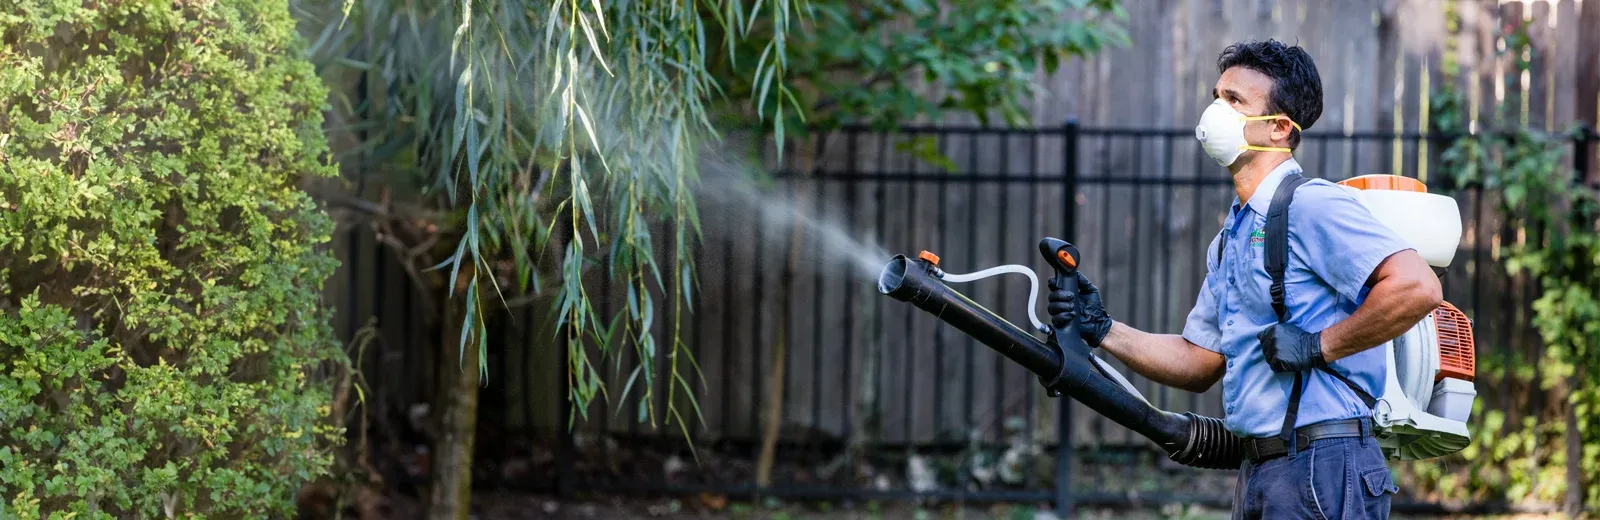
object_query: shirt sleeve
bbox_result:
[1289,182,1415,303]
[1182,233,1224,353]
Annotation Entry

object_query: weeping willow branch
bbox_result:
[301,0,810,438]
[301,0,1123,446]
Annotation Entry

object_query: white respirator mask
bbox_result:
[1194,98,1302,167]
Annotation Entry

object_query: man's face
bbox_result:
[1212,66,1287,159]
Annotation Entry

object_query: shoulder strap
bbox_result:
[1264,173,1311,322]
[1262,173,1379,408]
[1266,173,1378,454]
[1268,173,1312,454]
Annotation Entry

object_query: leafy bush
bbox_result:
[1400,14,1599,508]
[0,0,342,517]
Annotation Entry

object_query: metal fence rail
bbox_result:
[336,122,1595,515]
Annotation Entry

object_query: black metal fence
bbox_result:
[337,122,1595,516]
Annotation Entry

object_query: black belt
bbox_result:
[1241,418,1370,461]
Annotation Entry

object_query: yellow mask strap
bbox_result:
[1241,114,1304,132]
[1238,114,1301,154]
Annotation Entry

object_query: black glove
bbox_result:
[1045,272,1113,347]
[1072,273,1114,347]
[1257,322,1326,373]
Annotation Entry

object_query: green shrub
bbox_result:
[0,0,342,517]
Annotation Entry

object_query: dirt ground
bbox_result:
[470,492,1224,520]
[335,429,1567,520]
[460,492,1571,520]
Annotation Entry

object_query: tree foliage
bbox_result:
[709,0,1129,135]
[0,0,343,517]
[301,0,752,435]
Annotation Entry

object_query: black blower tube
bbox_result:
[877,255,1243,470]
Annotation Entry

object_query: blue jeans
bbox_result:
[1232,436,1400,519]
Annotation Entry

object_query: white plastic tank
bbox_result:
[1428,378,1477,424]
[1334,175,1463,268]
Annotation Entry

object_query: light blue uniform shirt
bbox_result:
[1181,158,1413,438]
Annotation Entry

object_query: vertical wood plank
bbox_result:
[1421,2,1448,183]
[1550,0,1578,135]
[1454,0,1479,112]
[1390,0,1446,179]
[1475,0,1500,130]
[1033,0,1104,446]
[1498,0,1533,398]
[1579,0,1600,181]
[1358,0,1386,178]
[1526,0,1552,132]
[1501,2,1527,127]
[1401,45,1425,178]
[1376,0,1401,175]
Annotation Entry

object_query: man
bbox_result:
[1047,40,1442,519]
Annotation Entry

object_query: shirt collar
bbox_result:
[1241,158,1303,216]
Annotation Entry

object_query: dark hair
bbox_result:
[1217,39,1322,149]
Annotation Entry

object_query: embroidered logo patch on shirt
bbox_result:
[1249,228,1266,247]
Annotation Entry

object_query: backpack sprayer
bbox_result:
[875,174,1477,468]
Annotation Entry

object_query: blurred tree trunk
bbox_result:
[756,145,815,487]
[430,275,480,520]
[753,311,789,487]
[849,325,881,480]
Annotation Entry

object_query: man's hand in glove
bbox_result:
[1045,272,1114,347]
[1258,322,1327,373]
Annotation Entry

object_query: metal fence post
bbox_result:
[1055,118,1079,519]
[1576,123,1594,183]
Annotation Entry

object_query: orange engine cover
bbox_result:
[1432,302,1475,382]
[1336,174,1428,193]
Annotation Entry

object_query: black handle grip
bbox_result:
[1039,237,1080,293]
[1038,237,1093,394]
[1039,237,1084,339]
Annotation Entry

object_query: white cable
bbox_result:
[942,265,1149,403]
[1093,355,1151,406]
[937,264,1045,332]
[941,265,1150,404]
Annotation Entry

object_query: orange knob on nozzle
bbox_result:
[918,250,941,267]
[1057,250,1077,269]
